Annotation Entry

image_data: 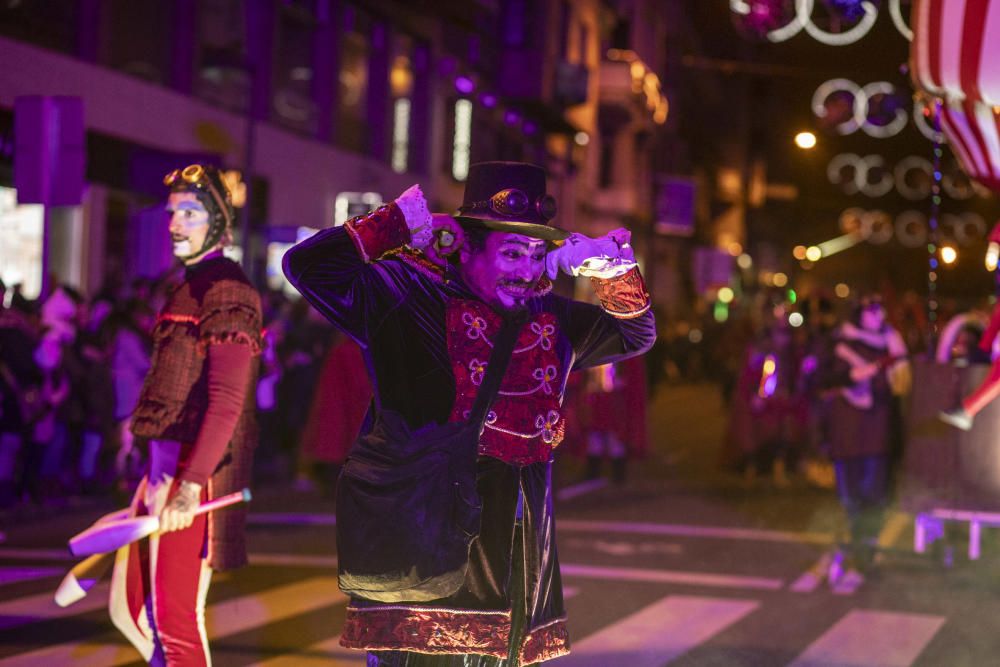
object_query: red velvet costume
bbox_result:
[284,199,655,665]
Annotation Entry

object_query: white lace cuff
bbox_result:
[396,184,433,249]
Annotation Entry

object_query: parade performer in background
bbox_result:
[283,161,655,666]
[820,296,909,590]
[108,164,262,665]
[940,224,1000,430]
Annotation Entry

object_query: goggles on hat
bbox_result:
[163,164,232,226]
[459,188,557,221]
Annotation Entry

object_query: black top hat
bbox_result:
[455,161,569,242]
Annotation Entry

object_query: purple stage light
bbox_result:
[504,110,520,126]
[480,93,497,108]
[455,76,475,94]
[523,121,537,135]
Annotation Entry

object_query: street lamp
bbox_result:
[795,131,817,149]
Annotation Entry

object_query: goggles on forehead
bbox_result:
[163,164,232,226]
[459,188,557,221]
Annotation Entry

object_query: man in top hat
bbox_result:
[284,161,655,665]
[108,164,262,665]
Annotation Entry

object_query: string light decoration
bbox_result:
[927,99,944,332]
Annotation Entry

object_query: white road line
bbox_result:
[249,636,365,666]
[0,566,63,587]
[0,577,347,667]
[558,519,835,545]
[246,512,337,526]
[0,583,109,631]
[557,479,608,501]
[556,595,759,666]
[789,610,946,667]
[561,563,784,591]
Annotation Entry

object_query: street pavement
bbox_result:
[2,383,1000,665]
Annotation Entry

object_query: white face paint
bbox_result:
[166,192,212,264]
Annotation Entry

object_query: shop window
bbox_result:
[273,1,318,134]
[336,7,371,153]
[195,0,249,112]
[389,33,414,173]
[0,187,44,300]
[105,0,172,84]
[452,99,473,181]
[0,0,78,55]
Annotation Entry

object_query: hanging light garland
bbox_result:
[927,99,944,332]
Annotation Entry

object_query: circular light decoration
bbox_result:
[814,79,908,137]
[863,209,894,244]
[889,0,913,40]
[802,0,880,46]
[835,283,851,298]
[828,153,862,194]
[838,206,866,236]
[895,210,929,248]
[788,312,805,327]
[940,245,958,264]
[942,165,975,200]
[945,211,987,246]
[732,0,911,44]
[805,245,823,262]
[814,79,861,134]
[893,156,933,200]
[857,155,894,197]
[857,81,908,138]
[729,0,799,41]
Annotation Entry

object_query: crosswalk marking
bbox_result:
[0,577,347,667]
[561,563,784,590]
[789,610,946,667]
[557,594,758,666]
[0,566,64,587]
[0,583,109,631]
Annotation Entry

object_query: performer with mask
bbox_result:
[283,161,655,666]
[108,164,262,665]
[820,296,909,589]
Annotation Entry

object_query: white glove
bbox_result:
[545,230,637,280]
[395,184,433,250]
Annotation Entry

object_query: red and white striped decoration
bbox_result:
[938,100,1000,191]
[911,0,1000,106]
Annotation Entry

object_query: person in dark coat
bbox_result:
[820,296,909,588]
[284,161,655,666]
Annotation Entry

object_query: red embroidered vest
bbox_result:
[447,299,565,465]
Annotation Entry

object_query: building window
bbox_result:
[273,1,318,134]
[452,99,473,181]
[194,0,248,112]
[389,33,414,174]
[105,0,172,84]
[336,7,371,153]
[0,0,78,54]
[0,187,44,300]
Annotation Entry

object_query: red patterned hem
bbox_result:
[344,203,411,263]
[340,604,511,658]
[591,267,651,319]
[519,617,570,665]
